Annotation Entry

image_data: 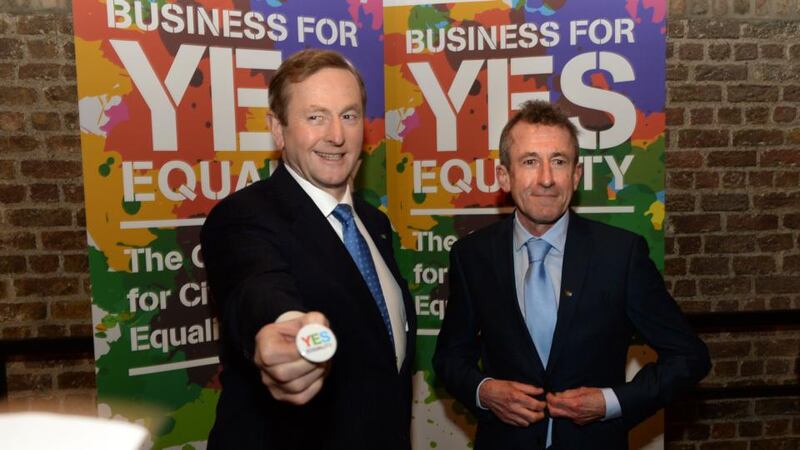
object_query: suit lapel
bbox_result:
[492,215,547,375]
[546,211,592,376]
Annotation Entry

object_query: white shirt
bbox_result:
[284,164,407,370]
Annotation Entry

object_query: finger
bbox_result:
[271,375,326,405]
[302,311,329,328]
[271,366,326,394]
[510,382,544,396]
[264,357,320,383]
[255,334,303,367]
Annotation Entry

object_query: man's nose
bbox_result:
[326,118,345,146]
[538,162,554,187]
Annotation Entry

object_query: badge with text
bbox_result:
[296,323,337,363]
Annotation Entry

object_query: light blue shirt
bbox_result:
[476,211,621,422]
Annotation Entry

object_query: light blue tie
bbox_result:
[332,204,394,345]
[524,238,557,448]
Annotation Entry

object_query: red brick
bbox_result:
[700,441,747,450]
[0,302,47,321]
[745,107,769,125]
[28,255,59,273]
[18,63,61,81]
[787,128,800,145]
[45,135,81,153]
[21,160,82,179]
[13,277,79,297]
[57,371,96,389]
[44,85,77,103]
[0,160,15,179]
[0,255,26,274]
[713,360,738,377]
[764,360,791,377]
[0,86,37,105]
[667,64,689,82]
[721,171,746,188]
[37,324,67,337]
[733,256,776,274]
[783,214,800,229]
[784,85,800,101]
[740,360,764,376]
[667,193,696,211]
[677,236,702,255]
[0,112,25,132]
[687,20,741,39]
[41,231,86,250]
[29,183,59,202]
[26,38,59,59]
[666,107,685,126]
[718,107,742,124]
[63,254,88,273]
[4,135,40,152]
[31,112,61,131]
[700,194,748,211]
[707,151,757,167]
[0,184,25,203]
[672,279,698,297]
[668,21,685,38]
[690,256,730,275]
[753,192,800,210]
[62,64,75,81]
[755,276,800,294]
[749,171,774,187]
[735,43,758,60]
[739,421,763,437]
[784,255,800,272]
[7,208,71,227]
[666,151,704,169]
[695,65,747,81]
[733,129,783,146]
[761,150,800,167]
[61,184,84,203]
[0,232,36,250]
[758,233,795,251]
[665,257,687,276]
[708,43,731,60]
[16,15,58,35]
[51,300,90,320]
[667,171,693,189]
[705,235,756,253]
[670,214,722,233]
[711,422,736,439]
[695,172,720,189]
[690,108,714,125]
[760,44,785,59]
[775,171,799,188]
[0,37,24,58]
[773,106,797,123]
[679,43,704,60]
[6,374,52,391]
[697,399,752,419]
[671,85,723,102]
[728,85,780,102]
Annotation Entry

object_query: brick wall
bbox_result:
[0,0,798,447]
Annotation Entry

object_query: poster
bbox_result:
[73,1,384,448]
[383,0,666,448]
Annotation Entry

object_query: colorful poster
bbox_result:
[383,0,666,448]
[73,1,384,448]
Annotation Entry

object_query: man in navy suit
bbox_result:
[202,49,415,449]
[433,101,709,449]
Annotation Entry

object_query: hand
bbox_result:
[546,387,606,425]
[479,379,546,427]
[253,311,331,405]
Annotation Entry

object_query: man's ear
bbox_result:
[572,161,583,192]
[268,113,284,150]
[497,163,511,193]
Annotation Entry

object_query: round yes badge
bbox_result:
[295,323,337,363]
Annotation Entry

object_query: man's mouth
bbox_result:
[314,150,344,161]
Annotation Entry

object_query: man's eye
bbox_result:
[343,113,359,120]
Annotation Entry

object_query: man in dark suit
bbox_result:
[201,49,416,449]
[433,101,710,449]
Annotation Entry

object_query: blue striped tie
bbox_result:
[332,204,394,345]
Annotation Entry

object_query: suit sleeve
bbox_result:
[201,199,305,360]
[613,235,711,428]
[433,245,492,419]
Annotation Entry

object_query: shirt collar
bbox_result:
[284,163,353,218]
[513,210,569,254]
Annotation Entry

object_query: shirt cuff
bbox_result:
[601,388,622,420]
[475,377,493,410]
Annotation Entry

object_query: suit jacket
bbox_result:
[201,163,416,450]
[433,212,710,450]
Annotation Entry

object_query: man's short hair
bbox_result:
[268,49,367,125]
[498,100,580,168]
